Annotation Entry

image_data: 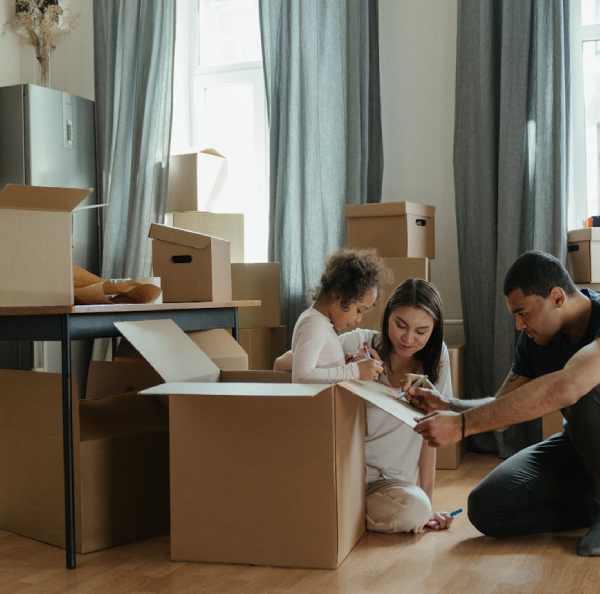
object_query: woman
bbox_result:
[276,278,454,533]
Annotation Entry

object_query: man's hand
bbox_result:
[414,411,462,447]
[406,385,450,413]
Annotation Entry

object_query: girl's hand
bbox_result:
[425,512,453,531]
[364,343,382,361]
[357,358,384,381]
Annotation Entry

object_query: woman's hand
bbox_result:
[406,384,450,413]
[357,358,384,381]
[399,373,428,392]
[425,512,454,531]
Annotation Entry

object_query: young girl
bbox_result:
[278,278,454,533]
[291,249,385,383]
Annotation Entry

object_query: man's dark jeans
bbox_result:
[468,389,600,536]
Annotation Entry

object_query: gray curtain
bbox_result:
[454,0,569,457]
[259,0,383,341]
[94,1,175,278]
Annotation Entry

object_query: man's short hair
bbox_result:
[503,250,577,297]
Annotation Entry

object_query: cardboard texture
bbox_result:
[149,223,232,302]
[436,345,465,470]
[126,319,441,568]
[0,368,169,553]
[167,149,226,212]
[163,383,365,569]
[166,211,244,264]
[232,263,281,328]
[567,228,600,283]
[346,201,436,259]
[361,258,430,331]
[0,184,92,306]
[239,326,288,369]
[187,329,249,370]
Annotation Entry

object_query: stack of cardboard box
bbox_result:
[345,201,434,331]
[160,151,287,366]
[232,263,287,369]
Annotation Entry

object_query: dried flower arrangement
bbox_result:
[6,0,78,87]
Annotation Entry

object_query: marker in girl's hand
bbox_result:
[449,507,463,518]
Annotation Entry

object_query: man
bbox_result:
[411,250,600,556]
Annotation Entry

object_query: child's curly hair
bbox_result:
[313,249,385,309]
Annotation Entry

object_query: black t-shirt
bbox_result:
[512,289,600,379]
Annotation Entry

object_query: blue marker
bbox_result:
[449,507,463,518]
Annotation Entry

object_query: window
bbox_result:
[172,0,269,262]
[570,0,600,227]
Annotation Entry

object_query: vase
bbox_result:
[36,49,51,87]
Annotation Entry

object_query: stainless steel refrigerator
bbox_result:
[0,84,99,371]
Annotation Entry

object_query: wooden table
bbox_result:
[0,300,259,569]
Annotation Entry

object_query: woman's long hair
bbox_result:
[373,278,444,384]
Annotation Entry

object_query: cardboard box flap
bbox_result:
[345,201,435,219]
[188,330,248,370]
[141,382,326,398]
[338,380,425,428]
[114,320,220,383]
[149,222,227,251]
[568,228,600,242]
[0,184,92,212]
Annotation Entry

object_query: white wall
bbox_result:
[0,1,21,86]
[379,0,462,338]
[0,0,94,99]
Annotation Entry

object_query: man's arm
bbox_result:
[408,369,530,413]
[464,338,600,435]
[415,338,600,446]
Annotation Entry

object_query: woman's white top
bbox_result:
[291,307,360,383]
[340,329,453,484]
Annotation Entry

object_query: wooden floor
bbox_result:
[1,453,597,594]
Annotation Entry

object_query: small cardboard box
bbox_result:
[232,263,281,328]
[346,201,435,259]
[436,345,465,470]
[149,223,232,303]
[165,211,244,264]
[239,326,287,370]
[0,184,92,306]
[0,366,169,553]
[361,258,429,331]
[167,149,226,212]
[119,319,426,569]
[567,228,600,283]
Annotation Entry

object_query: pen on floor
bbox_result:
[449,508,463,518]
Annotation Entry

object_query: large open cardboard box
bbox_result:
[118,319,426,569]
[0,366,169,553]
[149,223,232,303]
[0,184,92,306]
[346,201,435,259]
[165,211,244,264]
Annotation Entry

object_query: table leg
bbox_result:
[61,316,77,569]
[232,308,239,341]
